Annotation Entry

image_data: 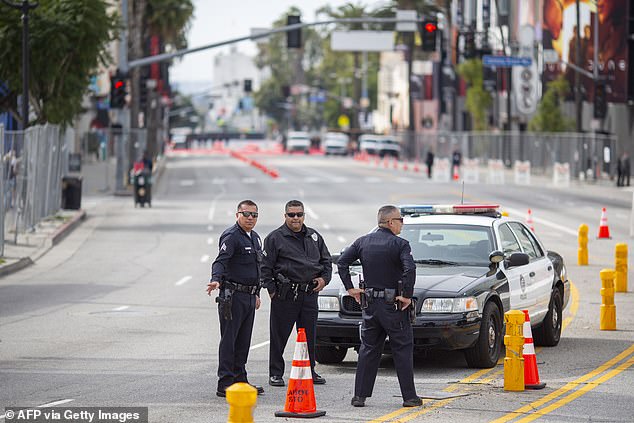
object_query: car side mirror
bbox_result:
[505,252,530,268]
[487,250,505,276]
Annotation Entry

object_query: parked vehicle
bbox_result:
[323,132,350,156]
[317,204,569,368]
[286,131,311,154]
[358,134,401,158]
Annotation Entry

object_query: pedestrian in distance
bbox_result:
[207,200,265,398]
[617,152,630,187]
[261,199,332,387]
[338,205,422,408]
[425,149,435,179]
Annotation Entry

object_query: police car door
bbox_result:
[497,223,535,314]
[507,222,554,323]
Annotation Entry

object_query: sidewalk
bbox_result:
[0,156,166,278]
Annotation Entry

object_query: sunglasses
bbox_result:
[238,211,259,218]
[286,212,305,218]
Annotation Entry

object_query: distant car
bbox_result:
[377,137,401,158]
[316,204,570,368]
[358,134,381,155]
[323,132,350,156]
[358,134,401,158]
[286,131,311,154]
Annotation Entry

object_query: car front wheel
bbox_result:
[315,346,348,364]
[533,288,562,347]
[464,301,502,368]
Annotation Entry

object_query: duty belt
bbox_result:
[366,288,397,303]
[225,281,259,295]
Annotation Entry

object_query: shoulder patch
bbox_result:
[220,243,227,251]
[311,233,318,242]
[262,249,267,256]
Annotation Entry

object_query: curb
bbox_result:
[0,209,86,278]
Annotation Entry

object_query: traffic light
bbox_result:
[286,15,301,48]
[420,19,438,52]
[244,79,252,93]
[594,82,607,119]
[109,72,127,109]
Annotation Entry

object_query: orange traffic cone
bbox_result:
[275,328,326,418]
[403,161,409,171]
[383,157,389,168]
[522,310,546,389]
[597,207,611,239]
[413,159,420,173]
[452,165,460,180]
[526,209,535,232]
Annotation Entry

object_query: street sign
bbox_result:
[483,55,532,67]
[338,114,350,129]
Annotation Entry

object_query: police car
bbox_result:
[316,204,570,368]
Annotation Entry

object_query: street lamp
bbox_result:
[1,0,39,129]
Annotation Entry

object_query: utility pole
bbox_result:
[115,0,130,193]
[1,0,39,129]
[575,0,582,132]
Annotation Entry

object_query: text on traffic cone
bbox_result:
[275,328,326,418]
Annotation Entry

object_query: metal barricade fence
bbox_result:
[0,124,4,256]
[400,131,617,181]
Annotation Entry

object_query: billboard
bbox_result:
[542,0,629,103]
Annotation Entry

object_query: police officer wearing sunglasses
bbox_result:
[261,200,332,387]
[337,205,421,408]
[207,200,264,398]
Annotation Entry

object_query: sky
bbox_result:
[170,0,385,90]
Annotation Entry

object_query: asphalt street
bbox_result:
[1,153,632,422]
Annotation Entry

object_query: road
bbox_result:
[1,153,633,422]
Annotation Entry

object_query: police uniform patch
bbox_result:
[311,233,318,242]
[262,250,267,256]
[220,243,227,251]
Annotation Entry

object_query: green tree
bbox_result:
[145,0,194,51]
[528,75,574,132]
[456,59,492,130]
[0,0,117,126]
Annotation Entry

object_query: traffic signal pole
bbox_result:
[115,0,130,193]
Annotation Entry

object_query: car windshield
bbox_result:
[400,223,494,266]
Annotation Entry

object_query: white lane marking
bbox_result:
[250,340,270,350]
[175,276,193,286]
[207,237,214,245]
[504,206,577,236]
[200,255,210,263]
[365,177,381,183]
[207,225,213,231]
[274,177,288,183]
[38,399,75,408]
[112,306,129,311]
[242,177,257,184]
[208,185,226,221]
[212,178,226,184]
[304,177,321,183]
[305,205,320,220]
[180,180,195,186]
[337,236,346,243]
[331,176,347,183]
[323,223,331,230]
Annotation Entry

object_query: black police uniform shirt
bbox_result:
[211,223,262,286]
[261,223,332,293]
[338,227,416,297]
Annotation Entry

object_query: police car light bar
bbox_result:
[400,204,500,216]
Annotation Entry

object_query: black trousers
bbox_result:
[269,291,318,377]
[354,300,416,400]
[217,291,256,390]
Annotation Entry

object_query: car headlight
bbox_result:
[318,296,340,311]
[421,296,478,313]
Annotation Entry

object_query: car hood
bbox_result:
[324,265,488,297]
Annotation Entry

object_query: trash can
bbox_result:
[62,176,82,210]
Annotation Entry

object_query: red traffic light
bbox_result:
[114,80,124,89]
[424,22,438,33]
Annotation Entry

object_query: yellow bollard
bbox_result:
[504,310,525,391]
[600,269,617,331]
[578,224,589,266]
[615,243,628,292]
[226,383,257,423]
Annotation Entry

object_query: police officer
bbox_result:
[261,200,332,387]
[207,200,264,397]
[338,205,421,408]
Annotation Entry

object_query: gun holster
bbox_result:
[215,288,233,320]
[359,280,368,310]
[408,298,417,323]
